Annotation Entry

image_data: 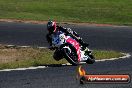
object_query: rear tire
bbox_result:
[53,49,63,61]
[86,55,95,64]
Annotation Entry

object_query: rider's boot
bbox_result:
[82,42,89,48]
[79,39,89,49]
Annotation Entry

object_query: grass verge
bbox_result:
[0,45,123,70]
[0,0,132,25]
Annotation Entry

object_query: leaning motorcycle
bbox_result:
[51,31,95,66]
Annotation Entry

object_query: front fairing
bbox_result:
[52,31,65,47]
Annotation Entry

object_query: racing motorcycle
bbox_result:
[51,31,95,66]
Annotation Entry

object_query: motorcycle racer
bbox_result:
[46,20,89,49]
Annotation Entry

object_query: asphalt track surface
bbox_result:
[0,22,132,88]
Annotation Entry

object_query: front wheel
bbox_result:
[63,47,79,66]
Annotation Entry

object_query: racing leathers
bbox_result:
[46,26,88,49]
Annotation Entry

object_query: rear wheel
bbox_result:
[53,49,63,61]
[86,55,95,64]
[63,47,78,66]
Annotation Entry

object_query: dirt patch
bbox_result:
[0,46,39,64]
[0,19,48,24]
[0,19,117,27]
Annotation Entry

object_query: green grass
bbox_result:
[0,45,123,70]
[93,50,123,60]
[0,0,132,25]
[0,46,67,69]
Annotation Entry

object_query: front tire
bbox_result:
[63,47,78,66]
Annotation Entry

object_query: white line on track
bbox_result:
[0,45,131,72]
[0,66,47,72]
[96,53,131,62]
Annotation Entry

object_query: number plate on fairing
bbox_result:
[52,33,65,46]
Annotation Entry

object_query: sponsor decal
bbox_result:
[77,66,130,84]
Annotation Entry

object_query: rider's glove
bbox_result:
[78,37,82,40]
[67,28,73,34]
